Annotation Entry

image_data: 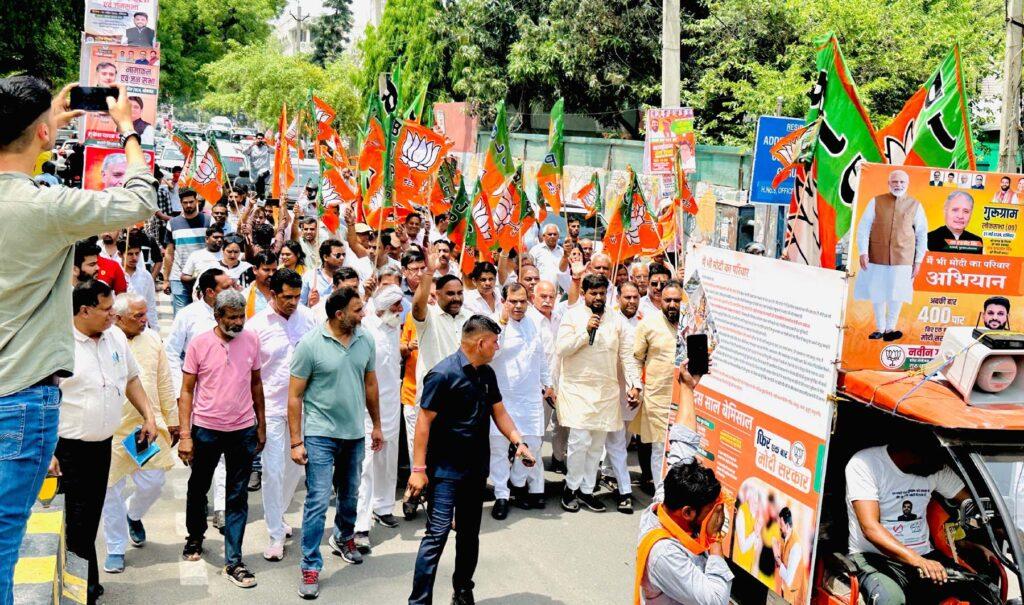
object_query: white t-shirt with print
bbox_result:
[845,445,964,556]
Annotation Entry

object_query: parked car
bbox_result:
[156,145,186,174]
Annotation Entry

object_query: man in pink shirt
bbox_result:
[178,289,266,589]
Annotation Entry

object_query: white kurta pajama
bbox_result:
[248,304,319,542]
[488,315,552,499]
[356,313,403,533]
[556,305,640,495]
[853,198,928,332]
[602,310,640,496]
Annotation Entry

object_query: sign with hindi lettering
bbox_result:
[643,107,696,175]
[842,162,1024,370]
[677,247,846,605]
[84,0,158,45]
[78,43,160,148]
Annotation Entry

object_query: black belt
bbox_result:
[31,374,59,388]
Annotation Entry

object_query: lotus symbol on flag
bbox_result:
[402,133,441,172]
[473,201,493,239]
[321,179,341,207]
[494,189,513,225]
[580,187,597,208]
[316,108,329,123]
[195,154,216,184]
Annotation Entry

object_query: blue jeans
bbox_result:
[185,425,258,567]
[409,476,486,604]
[0,385,60,605]
[300,436,364,572]
[170,279,190,315]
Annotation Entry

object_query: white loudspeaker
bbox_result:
[939,327,1024,406]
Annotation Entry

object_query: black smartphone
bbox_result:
[265,197,280,207]
[134,430,150,455]
[70,87,118,111]
[686,334,710,375]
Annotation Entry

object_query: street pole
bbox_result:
[289,2,309,56]
[661,0,680,108]
[998,0,1023,172]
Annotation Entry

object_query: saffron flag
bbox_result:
[602,167,660,266]
[782,164,826,265]
[577,173,603,221]
[535,99,565,213]
[393,120,451,210]
[876,87,926,165]
[446,180,470,249]
[494,168,534,252]
[312,95,337,141]
[170,129,195,165]
[878,46,976,170]
[271,104,295,200]
[186,144,225,204]
[461,180,496,275]
[673,147,698,215]
[480,101,515,201]
[769,121,817,189]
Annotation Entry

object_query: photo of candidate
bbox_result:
[957,173,970,188]
[926,190,983,254]
[1016,177,1024,198]
[94,62,117,87]
[944,172,956,187]
[993,176,1016,204]
[854,169,927,342]
[125,12,156,46]
[897,500,919,521]
[929,170,943,187]
[129,96,156,147]
[100,153,128,190]
[972,174,986,190]
[981,296,1011,331]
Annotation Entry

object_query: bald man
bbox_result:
[853,170,927,343]
[530,224,564,286]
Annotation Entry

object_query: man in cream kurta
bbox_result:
[102,294,178,572]
[632,281,684,490]
[853,169,928,341]
[557,275,640,513]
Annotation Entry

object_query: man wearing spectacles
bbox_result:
[640,263,672,320]
[301,239,346,307]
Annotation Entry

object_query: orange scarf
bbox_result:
[633,497,728,605]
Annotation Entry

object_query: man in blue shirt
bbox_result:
[407,315,537,605]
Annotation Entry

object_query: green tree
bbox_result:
[311,0,354,66]
[199,40,362,136]
[159,0,287,103]
[0,0,82,82]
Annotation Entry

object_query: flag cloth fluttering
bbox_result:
[186,142,226,204]
[578,172,603,221]
[271,103,295,200]
[602,167,660,266]
[480,101,515,203]
[536,99,565,213]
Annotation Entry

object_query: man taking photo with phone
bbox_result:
[0,77,157,603]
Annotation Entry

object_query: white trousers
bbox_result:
[355,432,399,533]
[214,456,225,512]
[652,443,666,490]
[544,403,569,461]
[102,469,166,555]
[488,434,544,499]
[261,415,305,541]
[403,405,419,459]
[602,423,632,495]
[566,429,607,495]
[872,301,903,332]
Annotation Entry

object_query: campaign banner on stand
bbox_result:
[683,247,846,605]
[83,145,155,191]
[749,116,804,204]
[84,0,158,45]
[842,163,1024,370]
[643,107,696,175]
[79,43,160,147]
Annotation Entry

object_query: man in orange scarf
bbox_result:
[634,368,733,605]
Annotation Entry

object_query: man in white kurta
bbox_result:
[853,169,928,341]
[556,274,640,513]
[355,286,405,550]
[247,268,318,561]
[489,283,554,518]
[526,280,568,471]
[601,281,641,513]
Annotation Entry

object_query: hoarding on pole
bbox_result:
[84,0,159,45]
[79,43,160,147]
[643,107,696,175]
[83,145,155,191]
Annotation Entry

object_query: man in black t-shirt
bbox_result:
[406,315,537,605]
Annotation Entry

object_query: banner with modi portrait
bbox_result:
[842,163,1024,370]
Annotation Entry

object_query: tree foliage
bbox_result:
[159,0,287,102]
[199,40,363,136]
[0,0,82,82]
[311,0,355,66]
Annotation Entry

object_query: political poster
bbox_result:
[682,247,846,604]
[432,102,478,154]
[79,43,160,147]
[84,0,158,45]
[749,116,804,204]
[643,107,696,175]
[842,163,1024,370]
[83,145,155,191]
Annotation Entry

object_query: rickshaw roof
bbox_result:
[839,370,1024,431]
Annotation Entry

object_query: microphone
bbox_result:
[588,309,603,346]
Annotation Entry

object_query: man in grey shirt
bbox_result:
[243,133,272,200]
[0,77,157,603]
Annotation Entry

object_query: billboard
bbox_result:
[84,0,158,45]
[749,116,804,204]
[643,107,696,175]
[683,247,846,604]
[79,43,160,147]
[83,145,155,191]
[842,163,1024,370]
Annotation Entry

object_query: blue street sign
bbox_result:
[749,116,804,204]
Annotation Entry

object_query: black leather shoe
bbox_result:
[491,498,509,520]
[549,458,567,474]
[883,330,903,342]
[452,588,475,605]
[868,331,884,339]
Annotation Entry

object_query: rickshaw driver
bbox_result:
[846,437,1001,605]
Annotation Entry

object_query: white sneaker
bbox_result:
[283,523,293,538]
[263,538,285,561]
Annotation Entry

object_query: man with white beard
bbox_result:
[526,280,568,474]
[489,283,554,519]
[354,285,405,553]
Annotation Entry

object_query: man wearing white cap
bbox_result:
[354,285,405,552]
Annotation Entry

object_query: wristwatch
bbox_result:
[119,130,141,148]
